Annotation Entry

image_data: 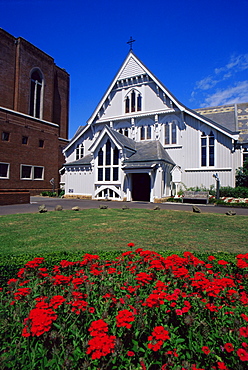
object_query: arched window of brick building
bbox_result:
[29,69,43,119]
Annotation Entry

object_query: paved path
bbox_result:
[0,196,248,216]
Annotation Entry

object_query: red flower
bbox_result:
[237,348,248,361]
[202,346,211,355]
[135,272,153,285]
[86,334,116,359]
[224,342,234,353]
[14,287,31,301]
[116,309,135,329]
[49,295,65,309]
[239,326,248,338]
[22,307,57,337]
[128,242,135,247]
[147,326,170,351]
[127,351,135,357]
[88,319,109,337]
[241,313,248,322]
[217,260,229,266]
[217,362,228,370]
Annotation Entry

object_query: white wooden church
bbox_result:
[61,51,245,202]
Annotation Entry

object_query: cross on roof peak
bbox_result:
[127,36,136,50]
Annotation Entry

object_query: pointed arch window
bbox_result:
[125,90,142,113]
[131,90,136,112]
[98,148,103,166]
[29,69,43,118]
[172,121,177,144]
[147,125,151,140]
[97,141,119,182]
[141,126,145,140]
[125,96,130,113]
[105,139,111,165]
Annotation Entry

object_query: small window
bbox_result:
[209,131,215,166]
[21,165,32,179]
[21,165,44,180]
[76,144,84,160]
[0,163,9,178]
[141,126,145,140]
[2,132,10,141]
[147,126,151,140]
[39,139,44,148]
[33,166,43,179]
[105,167,111,181]
[164,124,170,145]
[172,121,177,144]
[113,167,118,181]
[98,148,103,166]
[201,132,207,167]
[113,146,119,165]
[22,136,28,145]
[125,97,130,113]
[98,168,103,181]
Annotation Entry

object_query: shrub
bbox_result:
[40,191,57,197]
[236,160,248,187]
[219,186,248,198]
[1,247,248,369]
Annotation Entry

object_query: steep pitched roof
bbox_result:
[64,153,93,167]
[124,140,175,168]
[106,126,136,151]
[86,51,238,140]
[87,50,185,126]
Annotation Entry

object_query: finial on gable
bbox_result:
[127,36,136,51]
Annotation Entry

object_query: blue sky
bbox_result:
[1,0,248,138]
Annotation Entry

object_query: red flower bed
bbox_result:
[0,247,248,369]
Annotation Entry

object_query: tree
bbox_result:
[236,160,248,187]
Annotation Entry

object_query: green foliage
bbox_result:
[166,197,183,203]
[236,160,248,187]
[40,191,57,197]
[0,249,247,369]
[219,186,248,198]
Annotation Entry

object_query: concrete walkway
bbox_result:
[0,196,248,216]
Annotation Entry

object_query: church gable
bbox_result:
[118,55,146,79]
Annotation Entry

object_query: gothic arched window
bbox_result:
[97,141,119,182]
[125,90,142,113]
[29,69,43,118]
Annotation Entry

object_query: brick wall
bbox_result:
[0,28,70,197]
[0,190,30,205]
[0,28,69,141]
[0,108,63,194]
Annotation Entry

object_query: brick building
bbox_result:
[0,28,69,203]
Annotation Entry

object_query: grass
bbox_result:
[0,208,247,256]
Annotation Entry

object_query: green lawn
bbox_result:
[0,208,247,256]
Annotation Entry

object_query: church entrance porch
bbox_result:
[131,173,150,201]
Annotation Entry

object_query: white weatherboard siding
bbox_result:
[62,51,243,201]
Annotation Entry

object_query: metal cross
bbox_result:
[127,36,136,50]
